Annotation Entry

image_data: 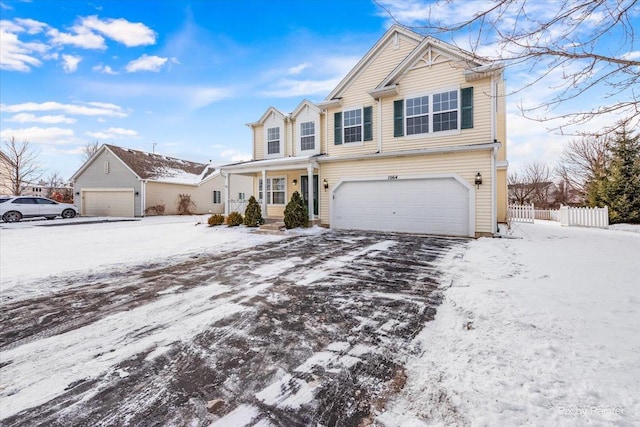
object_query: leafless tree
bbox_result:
[375,0,640,135]
[508,161,553,206]
[81,140,100,163]
[555,135,610,198]
[1,137,42,196]
[44,171,66,198]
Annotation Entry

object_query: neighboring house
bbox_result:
[222,25,508,237]
[71,144,252,217]
[0,151,12,196]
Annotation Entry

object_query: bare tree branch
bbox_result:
[1,137,43,196]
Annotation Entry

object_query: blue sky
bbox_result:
[1,0,638,181]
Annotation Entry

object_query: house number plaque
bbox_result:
[388,175,398,180]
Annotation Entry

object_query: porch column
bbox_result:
[224,172,230,216]
[307,164,315,221]
[261,169,267,217]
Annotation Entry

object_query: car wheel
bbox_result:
[62,209,76,219]
[3,211,22,222]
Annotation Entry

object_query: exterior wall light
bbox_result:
[475,172,483,189]
[323,179,329,190]
[135,191,140,196]
[292,179,297,186]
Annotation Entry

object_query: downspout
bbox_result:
[377,98,382,153]
[221,170,229,216]
[323,109,328,154]
[141,180,146,217]
[490,75,497,234]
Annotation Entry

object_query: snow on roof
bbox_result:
[106,145,217,185]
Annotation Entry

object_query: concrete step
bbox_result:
[259,221,285,231]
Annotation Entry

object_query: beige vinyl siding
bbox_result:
[382,63,493,152]
[497,168,508,223]
[319,150,494,234]
[496,76,507,162]
[326,35,419,157]
[145,176,223,215]
[253,124,265,160]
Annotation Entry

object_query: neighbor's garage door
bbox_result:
[82,189,135,217]
[332,177,471,237]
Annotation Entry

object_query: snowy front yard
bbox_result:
[1,216,638,426]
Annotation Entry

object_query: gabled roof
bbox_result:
[324,24,423,101]
[291,99,321,118]
[376,36,491,90]
[248,106,288,127]
[71,144,217,185]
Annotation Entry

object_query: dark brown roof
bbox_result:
[106,144,216,183]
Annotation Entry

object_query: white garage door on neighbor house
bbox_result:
[331,176,473,237]
[82,189,135,217]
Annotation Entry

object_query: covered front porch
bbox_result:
[221,156,321,224]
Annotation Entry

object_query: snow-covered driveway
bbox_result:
[0,220,462,426]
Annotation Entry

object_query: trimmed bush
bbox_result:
[243,196,264,227]
[226,211,243,226]
[284,191,308,229]
[208,214,225,226]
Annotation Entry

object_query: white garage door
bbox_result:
[82,189,135,217]
[332,177,471,237]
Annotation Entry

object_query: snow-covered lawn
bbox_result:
[382,221,640,426]
[0,215,288,298]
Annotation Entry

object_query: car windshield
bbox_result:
[0,198,9,203]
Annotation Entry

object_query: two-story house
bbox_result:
[222,25,508,237]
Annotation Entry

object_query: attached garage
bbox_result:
[82,189,135,217]
[331,175,473,237]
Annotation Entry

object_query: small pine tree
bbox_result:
[243,196,264,227]
[226,211,243,226]
[283,191,308,229]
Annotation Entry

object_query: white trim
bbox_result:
[265,125,283,159]
[342,105,364,145]
[330,173,475,237]
[318,142,500,163]
[377,98,382,153]
[403,87,462,137]
[491,147,497,233]
[259,175,287,206]
[141,180,146,217]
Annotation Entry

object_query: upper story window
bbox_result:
[334,106,373,145]
[395,88,472,137]
[343,109,362,143]
[267,127,280,155]
[300,121,315,151]
[406,96,429,135]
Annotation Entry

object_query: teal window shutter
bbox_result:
[334,112,342,145]
[363,106,373,141]
[393,100,404,137]
[461,87,473,129]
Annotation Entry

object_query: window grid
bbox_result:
[406,96,429,135]
[343,109,362,143]
[267,127,280,154]
[300,121,315,151]
[213,190,221,204]
[258,178,286,205]
[406,91,459,135]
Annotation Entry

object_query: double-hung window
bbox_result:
[267,127,280,155]
[343,109,362,143]
[432,90,458,132]
[258,177,286,204]
[300,121,315,151]
[213,190,221,204]
[406,96,429,135]
[395,88,471,137]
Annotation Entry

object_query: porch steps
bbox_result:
[259,221,285,231]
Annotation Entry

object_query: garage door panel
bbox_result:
[333,177,470,237]
[83,190,134,217]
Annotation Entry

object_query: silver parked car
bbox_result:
[0,196,78,222]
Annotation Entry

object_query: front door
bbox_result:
[301,175,318,216]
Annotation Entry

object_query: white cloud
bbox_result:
[0,126,75,144]
[61,54,81,73]
[261,77,343,98]
[47,27,105,49]
[7,113,77,124]
[0,28,48,71]
[125,54,168,72]
[187,87,232,109]
[92,63,118,74]
[1,101,127,117]
[80,16,156,47]
[14,18,48,35]
[288,62,311,75]
[85,127,139,140]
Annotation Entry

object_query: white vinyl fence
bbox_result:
[508,204,534,223]
[560,206,609,228]
[534,209,560,221]
[228,199,248,214]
